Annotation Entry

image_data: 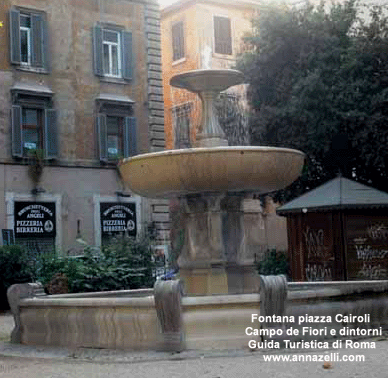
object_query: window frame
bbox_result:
[106,115,125,160]
[96,99,137,163]
[93,25,133,81]
[9,8,49,71]
[21,107,44,154]
[213,15,233,56]
[11,89,58,159]
[19,13,32,65]
[172,20,185,62]
[102,29,122,78]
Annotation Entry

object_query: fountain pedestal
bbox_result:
[177,194,260,295]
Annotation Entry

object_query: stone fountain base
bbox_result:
[177,193,262,295]
[8,279,388,351]
[179,263,259,296]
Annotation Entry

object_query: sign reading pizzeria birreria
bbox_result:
[100,202,137,237]
[14,202,56,238]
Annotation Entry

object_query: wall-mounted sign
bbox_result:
[14,202,56,238]
[100,202,137,237]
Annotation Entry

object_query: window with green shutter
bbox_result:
[93,25,133,80]
[9,8,49,71]
[96,96,136,162]
[97,114,137,162]
[11,91,58,159]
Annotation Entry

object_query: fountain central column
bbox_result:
[195,91,228,148]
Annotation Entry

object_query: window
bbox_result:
[172,21,184,61]
[214,16,232,55]
[107,116,123,159]
[11,89,58,159]
[93,26,133,80]
[22,108,43,153]
[97,115,137,162]
[9,8,48,70]
[20,14,31,64]
[103,30,121,77]
[173,103,191,149]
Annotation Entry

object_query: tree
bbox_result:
[238,0,388,201]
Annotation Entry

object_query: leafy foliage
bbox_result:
[238,0,388,201]
[257,249,289,277]
[35,234,156,293]
[0,245,34,309]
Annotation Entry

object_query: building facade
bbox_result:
[0,0,169,254]
[161,0,260,149]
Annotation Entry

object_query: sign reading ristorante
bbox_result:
[100,202,137,237]
[14,202,56,238]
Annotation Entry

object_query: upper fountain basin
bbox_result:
[119,147,305,198]
[170,69,245,93]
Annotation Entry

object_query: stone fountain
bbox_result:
[9,71,388,354]
[120,68,305,295]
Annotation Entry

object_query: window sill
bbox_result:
[99,76,130,85]
[212,52,234,60]
[12,156,57,163]
[172,57,186,66]
[15,65,49,74]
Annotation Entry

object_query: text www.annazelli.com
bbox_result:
[263,353,365,362]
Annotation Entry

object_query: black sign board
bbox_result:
[2,229,14,245]
[100,202,137,237]
[14,202,56,238]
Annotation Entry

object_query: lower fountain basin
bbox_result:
[119,147,305,198]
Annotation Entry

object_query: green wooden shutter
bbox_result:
[31,13,44,67]
[11,105,23,158]
[42,15,49,71]
[124,117,137,158]
[44,109,58,159]
[10,9,21,64]
[122,31,133,80]
[97,114,107,161]
[172,21,184,61]
[214,17,232,55]
[93,26,103,76]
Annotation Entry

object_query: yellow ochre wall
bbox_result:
[161,0,259,149]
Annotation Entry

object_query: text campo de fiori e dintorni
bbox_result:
[247,314,381,349]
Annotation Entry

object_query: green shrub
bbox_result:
[34,251,85,293]
[0,245,34,309]
[257,249,289,277]
[35,233,155,293]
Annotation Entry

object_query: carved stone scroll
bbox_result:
[154,279,184,351]
[7,283,45,343]
[259,275,287,328]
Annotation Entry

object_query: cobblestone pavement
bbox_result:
[1,312,387,377]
